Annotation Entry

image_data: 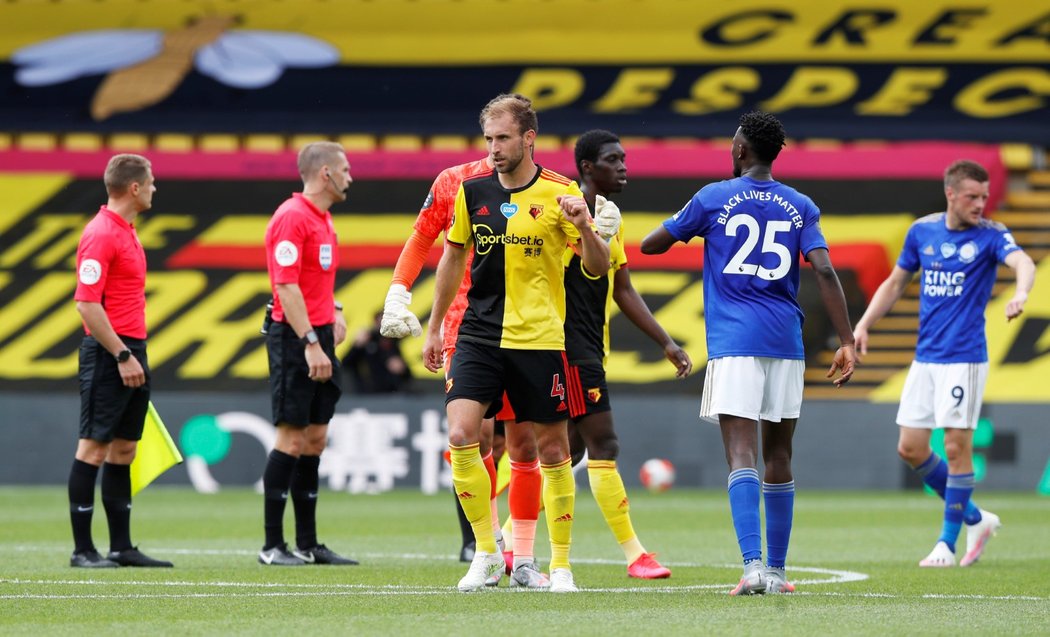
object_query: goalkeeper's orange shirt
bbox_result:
[447,166,582,350]
[414,158,491,352]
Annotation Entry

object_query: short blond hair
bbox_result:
[104,154,151,195]
[479,93,537,135]
[297,141,346,181]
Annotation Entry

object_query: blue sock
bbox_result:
[763,481,794,569]
[939,473,975,552]
[727,468,762,564]
[914,452,982,525]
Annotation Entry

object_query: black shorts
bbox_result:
[566,359,611,420]
[446,338,570,424]
[266,322,342,427]
[78,336,151,442]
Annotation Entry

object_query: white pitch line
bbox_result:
[0,591,449,600]
[7,548,1045,601]
[0,562,867,598]
[1,585,1046,602]
[4,545,868,586]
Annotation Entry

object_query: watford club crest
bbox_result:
[529,204,543,220]
[445,378,454,394]
[587,387,602,403]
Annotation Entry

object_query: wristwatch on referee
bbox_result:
[115,349,132,363]
[300,329,320,347]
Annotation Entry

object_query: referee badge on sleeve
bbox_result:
[275,241,298,266]
[79,259,102,285]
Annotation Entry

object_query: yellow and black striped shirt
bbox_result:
[447,166,583,350]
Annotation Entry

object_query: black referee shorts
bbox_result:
[78,336,150,442]
[445,338,570,424]
[566,359,612,421]
[266,322,342,427]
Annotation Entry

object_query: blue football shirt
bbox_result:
[663,176,827,360]
[898,213,1021,363]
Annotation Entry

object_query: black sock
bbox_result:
[454,488,473,549]
[101,462,133,552]
[68,459,100,553]
[292,455,321,550]
[263,449,297,550]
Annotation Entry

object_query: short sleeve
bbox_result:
[446,184,472,247]
[995,226,1022,263]
[611,224,628,270]
[558,180,584,242]
[74,230,114,302]
[413,170,453,239]
[268,212,307,284]
[663,186,714,242]
[799,198,828,257]
[896,224,921,272]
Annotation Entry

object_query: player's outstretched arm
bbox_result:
[807,248,856,387]
[382,229,439,338]
[612,267,692,378]
[852,266,913,355]
[640,225,678,255]
[1004,250,1036,321]
[422,243,467,373]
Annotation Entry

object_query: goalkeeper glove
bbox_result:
[380,283,423,338]
[594,195,622,242]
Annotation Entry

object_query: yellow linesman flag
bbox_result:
[130,402,184,495]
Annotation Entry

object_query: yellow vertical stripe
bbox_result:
[0,174,72,237]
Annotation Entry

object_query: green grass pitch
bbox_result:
[2,487,1047,635]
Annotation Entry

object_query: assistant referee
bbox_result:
[68,154,172,568]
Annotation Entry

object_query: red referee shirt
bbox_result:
[74,206,148,339]
[265,193,339,326]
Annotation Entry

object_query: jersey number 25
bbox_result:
[723,215,792,281]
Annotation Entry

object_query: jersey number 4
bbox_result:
[723,215,792,281]
[550,374,565,401]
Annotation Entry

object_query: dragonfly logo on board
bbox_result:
[11,18,338,120]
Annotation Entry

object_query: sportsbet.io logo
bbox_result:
[472,223,544,255]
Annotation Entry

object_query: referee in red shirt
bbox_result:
[68,154,172,568]
[258,142,357,566]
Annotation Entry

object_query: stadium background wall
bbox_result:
[1,0,1046,141]
[1,393,1047,493]
[1,0,1046,493]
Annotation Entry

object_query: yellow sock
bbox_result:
[501,517,514,552]
[450,444,496,553]
[588,460,645,564]
[541,458,575,571]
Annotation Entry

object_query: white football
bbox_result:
[639,458,675,493]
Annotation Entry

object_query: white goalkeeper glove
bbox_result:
[594,194,622,242]
[380,283,423,339]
